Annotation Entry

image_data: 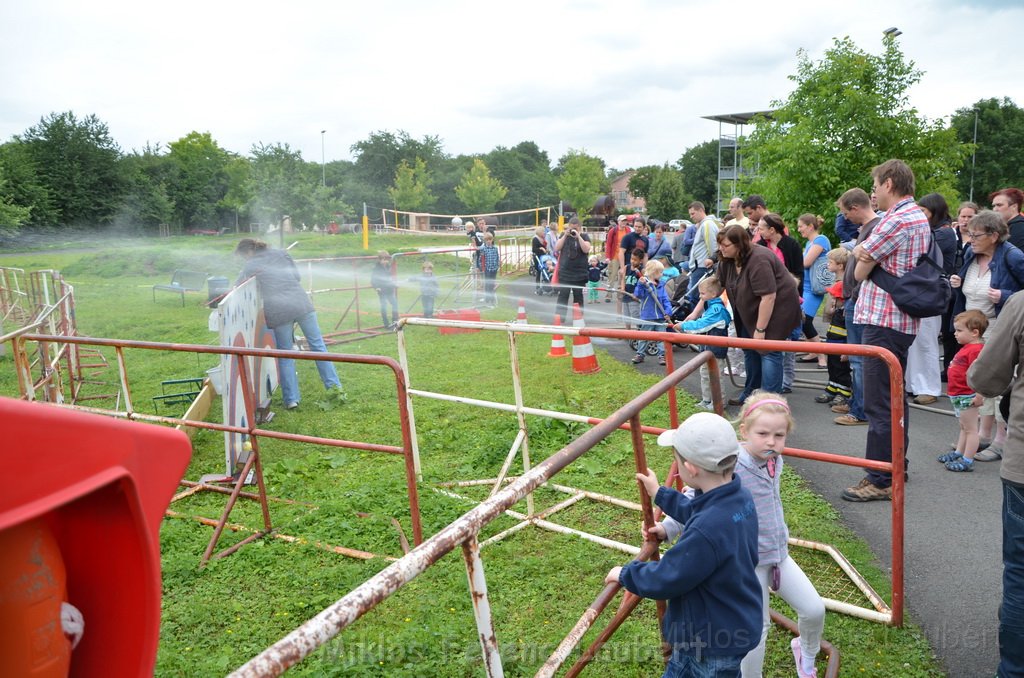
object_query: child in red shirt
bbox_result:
[938,309,989,472]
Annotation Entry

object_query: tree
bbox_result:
[677,140,719,212]
[646,165,689,221]
[118,144,174,233]
[349,130,445,211]
[167,131,231,229]
[481,141,557,212]
[0,164,32,235]
[950,98,1024,204]
[556,150,607,216]
[744,36,967,234]
[388,157,436,215]
[218,156,253,232]
[455,159,508,213]
[0,140,55,227]
[19,111,124,227]
[626,166,660,202]
[247,142,349,228]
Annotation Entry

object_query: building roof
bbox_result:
[701,110,776,125]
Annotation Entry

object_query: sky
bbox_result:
[0,0,1020,171]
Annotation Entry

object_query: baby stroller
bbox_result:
[534,253,557,296]
[627,277,676,356]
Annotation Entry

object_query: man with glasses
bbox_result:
[991,188,1024,250]
[842,160,930,502]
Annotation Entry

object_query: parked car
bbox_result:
[668,219,687,231]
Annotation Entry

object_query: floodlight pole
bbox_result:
[320,130,327,187]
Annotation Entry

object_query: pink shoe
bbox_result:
[791,637,818,678]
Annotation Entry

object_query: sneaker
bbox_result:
[658,356,666,365]
[913,394,938,405]
[631,355,644,364]
[842,478,891,502]
[831,402,850,414]
[781,387,793,394]
[285,401,299,410]
[834,414,867,426]
[791,637,818,678]
[697,400,714,410]
[814,393,835,404]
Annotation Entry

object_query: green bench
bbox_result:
[153,270,208,306]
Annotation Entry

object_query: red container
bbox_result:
[436,308,482,334]
[0,398,192,677]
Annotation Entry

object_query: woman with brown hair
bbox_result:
[716,224,802,404]
[234,238,343,410]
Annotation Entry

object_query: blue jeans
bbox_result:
[637,322,665,358]
[844,299,866,421]
[377,289,398,326]
[1000,480,1024,677]
[663,652,742,678]
[271,311,341,406]
[862,324,913,488]
[782,326,801,391]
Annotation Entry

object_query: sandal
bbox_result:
[937,450,963,464]
[945,458,974,472]
[975,446,1003,462]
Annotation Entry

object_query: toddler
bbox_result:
[674,277,731,410]
[938,309,989,472]
[622,250,645,331]
[814,249,852,407]
[632,259,673,366]
[478,232,500,307]
[586,256,607,303]
[370,250,399,329]
[416,261,439,318]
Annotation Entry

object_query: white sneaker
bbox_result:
[697,400,714,410]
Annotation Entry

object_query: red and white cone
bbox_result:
[548,314,568,358]
[514,299,528,325]
[571,304,600,374]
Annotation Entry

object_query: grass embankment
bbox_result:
[0,232,942,676]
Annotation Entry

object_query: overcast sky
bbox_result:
[0,0,1019,171]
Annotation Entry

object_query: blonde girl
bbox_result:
[735,391,824,678]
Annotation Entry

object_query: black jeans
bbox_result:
[555,281,585,323]
[862,324,914,488]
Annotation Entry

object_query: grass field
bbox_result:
[0,231,944,676]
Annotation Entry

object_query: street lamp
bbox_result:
[320,130,326,187]
[883,26,902,38]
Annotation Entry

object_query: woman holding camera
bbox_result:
[554,216,592,322]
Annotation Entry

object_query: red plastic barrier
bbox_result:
[436,308,481,334]
[0,398,192,676]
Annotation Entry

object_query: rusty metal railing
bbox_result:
[8,334,425,559]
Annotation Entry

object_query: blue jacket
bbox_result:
[619,477,761,658]
[952,241,1024,323]
[635,277,672,321]
[678,296,731,335]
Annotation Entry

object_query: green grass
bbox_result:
[0,234,943,677]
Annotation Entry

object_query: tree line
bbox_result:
[0,37,1020,239]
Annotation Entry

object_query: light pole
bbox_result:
[320,130,326,187]
[969,108,979,203]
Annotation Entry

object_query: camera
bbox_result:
[570,229,578,237]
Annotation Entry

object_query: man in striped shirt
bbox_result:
[843,159,931,502]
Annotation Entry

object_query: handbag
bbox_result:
[868,234,952,318]
[810,254,834,296]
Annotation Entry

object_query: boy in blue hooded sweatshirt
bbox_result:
[632,259,674,366]
[675,277,732,409]
[606,412,761,677]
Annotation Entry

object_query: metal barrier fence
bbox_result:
[5,334,424,564]
[231,317,903,675]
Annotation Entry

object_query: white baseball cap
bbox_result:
[657,412,741,473]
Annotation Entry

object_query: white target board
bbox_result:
[212,277,278,476]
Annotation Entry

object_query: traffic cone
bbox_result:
[548,314,568,358]
[571,304,600,374]
[514,299,528,325]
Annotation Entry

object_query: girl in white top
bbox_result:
[650,391,825,677]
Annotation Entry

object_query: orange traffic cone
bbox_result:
[548,314,568,358]
[514,299,528,325]
[571,304,600,374]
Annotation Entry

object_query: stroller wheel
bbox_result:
[628,339,639,351]
[645,342,662,356]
